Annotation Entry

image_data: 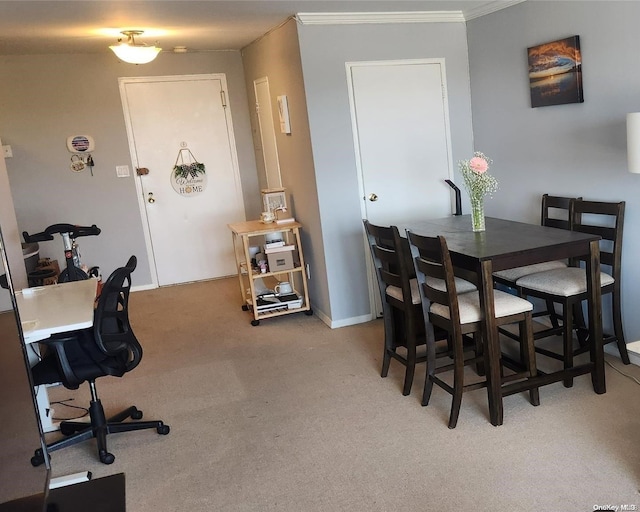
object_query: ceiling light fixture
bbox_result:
[109,30,161,64]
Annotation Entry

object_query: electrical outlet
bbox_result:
[2,145,12,158]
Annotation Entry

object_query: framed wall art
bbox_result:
[527,35,583,108]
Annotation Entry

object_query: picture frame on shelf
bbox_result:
[261,188,287,213]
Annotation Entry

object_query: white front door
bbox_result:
[346,59,454,316]
[120,74,245,286]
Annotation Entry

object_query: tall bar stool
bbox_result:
[407,230,539,428]
[515,200,630,386]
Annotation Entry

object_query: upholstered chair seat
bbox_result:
[515,267,614,297]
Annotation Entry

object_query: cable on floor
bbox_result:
[50,398,89,421]
[606,359,640,386]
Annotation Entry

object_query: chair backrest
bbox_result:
[93,255,142,372]
[363,220,415,309]
[541,194,581,230]
[406,230,462,330]
[570,200,625,278]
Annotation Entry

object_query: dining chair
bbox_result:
[493,194,578,285]
[514,200,630,386]
[407,230,539,429]
[363,220,475,396]
[493,194,582,332]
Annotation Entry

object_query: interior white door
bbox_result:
[254,77,282,189]
[348,60,453,225]
[120,75,245,286]
[347,60,453,317]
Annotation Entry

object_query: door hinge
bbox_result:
[255,101,260,114]
[220,90,227,108]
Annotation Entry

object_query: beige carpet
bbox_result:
[41,277,640,511]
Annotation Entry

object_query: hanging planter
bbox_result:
[173,161,206,180]
[170,148,208,197]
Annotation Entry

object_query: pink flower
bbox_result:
[469,156,489,174]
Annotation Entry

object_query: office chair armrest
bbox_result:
[39,330,87,389]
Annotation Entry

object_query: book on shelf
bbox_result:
[254,293,303,312]
[264,244,295,254]
[264,240,285,249]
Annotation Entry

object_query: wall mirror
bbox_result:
[0,226,49,511]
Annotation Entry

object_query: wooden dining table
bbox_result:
[397,215,604,426]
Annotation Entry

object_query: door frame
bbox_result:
[118,73,244,287]
[345,58,455,319]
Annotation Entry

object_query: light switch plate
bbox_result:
[116,165,130,177]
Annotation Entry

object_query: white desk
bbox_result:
[15,279,98,432]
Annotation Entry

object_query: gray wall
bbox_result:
[242,19,329,321]
[0,51,259,285]
[467,1,640,343]
[297,21,474,326]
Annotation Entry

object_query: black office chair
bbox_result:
[30,256,170,466]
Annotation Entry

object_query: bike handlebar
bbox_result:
[23,224,101,243]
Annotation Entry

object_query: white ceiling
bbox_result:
[0,1,522,56]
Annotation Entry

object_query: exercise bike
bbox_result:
[23,223,101,282]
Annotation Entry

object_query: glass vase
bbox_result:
[470,195,485,232]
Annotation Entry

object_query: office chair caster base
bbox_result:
[31,450,46,467]
[157,424,170,435]
[130,408,143,420]
[99,450,115,465]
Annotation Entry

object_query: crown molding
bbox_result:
[295,11,465,25]
[295,2,526,25]
[463,0,527,20]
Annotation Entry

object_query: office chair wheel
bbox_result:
[31,450,45,467]
[157,424,170,435]
[130,408,143,420]
[304,309,314,316]
[251,319,260,326]
[99,450,115,465]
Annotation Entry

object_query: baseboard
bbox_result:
[131,283,156,292]
[311,305,373,329]
[329,313,373,329]
[605,342,640,367]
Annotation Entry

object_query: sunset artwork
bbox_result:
[527,35,583,108]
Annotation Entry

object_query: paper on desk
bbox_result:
[21,320,39,332]
[21,286,48,297]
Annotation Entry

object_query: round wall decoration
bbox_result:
[171,149,207,197]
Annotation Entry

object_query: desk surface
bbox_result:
[15,279,98,344]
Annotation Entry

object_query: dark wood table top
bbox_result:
[398,215,600,271]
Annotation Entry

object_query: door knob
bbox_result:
[368,193,378,202]
[147,192,155,204]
